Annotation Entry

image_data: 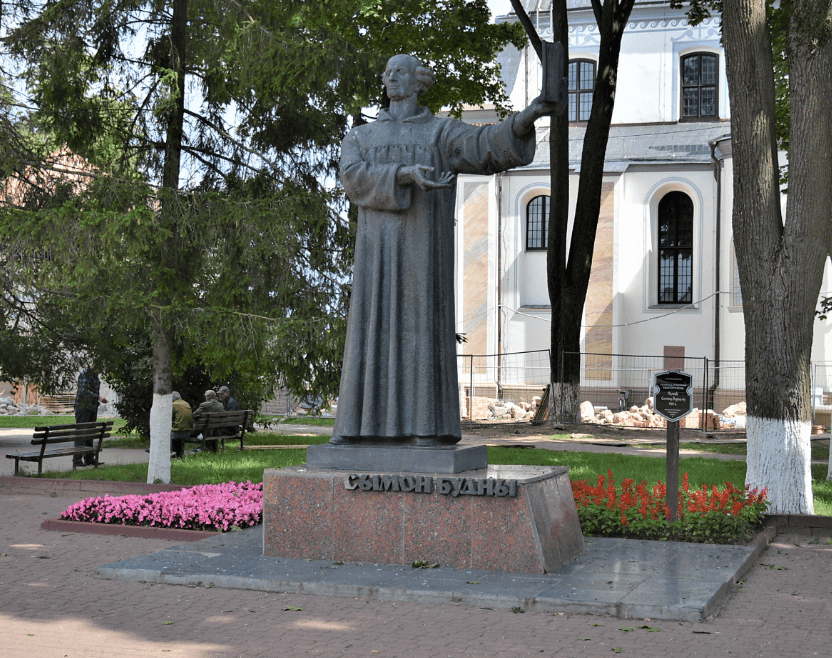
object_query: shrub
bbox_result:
[571,471,769,544]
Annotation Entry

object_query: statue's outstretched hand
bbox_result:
[397,165,455,191]
[513,94,567,137]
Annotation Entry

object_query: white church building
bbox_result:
[452,0,832,420]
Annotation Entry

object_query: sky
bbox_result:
[488,0,515,20]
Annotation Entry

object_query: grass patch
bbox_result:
[633,442,749,456]
[488,447,748,491]
[245,433,329,446]
[43,449,308,486]
[0,416,129,432]
[812,465,832,515]
[276,417,335,427]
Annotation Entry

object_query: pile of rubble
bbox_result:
[464,395,542,421]
[580,398,748,430]
[0,397,51,416]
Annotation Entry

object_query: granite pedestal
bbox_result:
[263,464,585,573]
[306,443,487,474]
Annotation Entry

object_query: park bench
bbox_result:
[186,410,253,451]
[5,420,114,475]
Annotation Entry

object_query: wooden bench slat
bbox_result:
[32,433,112,445]
[32,429,112,442]
[34,421,113,432]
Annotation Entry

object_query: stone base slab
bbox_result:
[42,518,222,541]
[306,443,487,474]
[263,464,584,573]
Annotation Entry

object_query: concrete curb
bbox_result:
[41,518,223,541]
[0,475,189,497]
[766,513,832,536]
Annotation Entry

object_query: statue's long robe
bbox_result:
[335,107,535,443]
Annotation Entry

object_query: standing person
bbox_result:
[73,365,107,467]
[170,391,194,459]
[331,54,557,447]
[192,390,224,453]
[218,386,239,412]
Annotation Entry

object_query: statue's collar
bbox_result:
[377,106,433,123]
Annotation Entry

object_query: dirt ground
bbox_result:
[461,418,743,443]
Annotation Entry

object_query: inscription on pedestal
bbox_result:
[344,473,518,497]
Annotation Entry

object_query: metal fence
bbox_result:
[555,352,749,431]
[457,350,550,420]
[812,362,832,429]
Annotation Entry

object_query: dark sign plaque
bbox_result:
[652,370,694,422]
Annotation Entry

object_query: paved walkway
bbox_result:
[1,492,830,657]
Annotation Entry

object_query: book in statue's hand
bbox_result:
[541,40,567,106]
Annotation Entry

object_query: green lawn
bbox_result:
[0,416,129,432]
[37,443,832,515]
[275,416,335,427]
[634,440,830,462]
[246,433,329,446]
[42,448,307,485]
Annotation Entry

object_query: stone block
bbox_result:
[306,443,487,474]
[263,464,585,574]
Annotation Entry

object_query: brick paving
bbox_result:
[1,492,831,657]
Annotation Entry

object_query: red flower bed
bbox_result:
[571,471,769,543]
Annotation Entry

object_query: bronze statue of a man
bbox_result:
[331,54,559,448]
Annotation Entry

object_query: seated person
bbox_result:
[217,385,242,437]
[218,386,239,412]
[192,389,224,452]
[170,391,194,459]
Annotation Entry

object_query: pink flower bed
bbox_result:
[60,481,263,532]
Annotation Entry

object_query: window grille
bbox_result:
[681,53,718,120]
[526,195,549,251]
[658,192,693,303]
[568,60,595,122]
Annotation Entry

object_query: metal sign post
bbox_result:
[652,370,695,521]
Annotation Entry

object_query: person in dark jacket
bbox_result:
[192,390,224,452]
[73,365,107,466]
[218,386,239,411]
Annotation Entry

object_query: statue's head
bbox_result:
[382,54,435,101]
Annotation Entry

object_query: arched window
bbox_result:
[658,192,693,303]
[526,195,549,251]
[567,60,595,122]
[681,53,718,120]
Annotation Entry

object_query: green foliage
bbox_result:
[1,0,522,406]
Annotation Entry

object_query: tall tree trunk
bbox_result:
[722,0,832,512]
[553,0,634,423]
[510,0,634,424]
[546,0,574,423]
[148,0,188,484]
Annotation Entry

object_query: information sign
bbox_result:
[652,370,694,422]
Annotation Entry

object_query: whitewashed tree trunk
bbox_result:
[147,393,173,484]
[722,0,832,513]
[746,417,814,514]
[146,322,173,484]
